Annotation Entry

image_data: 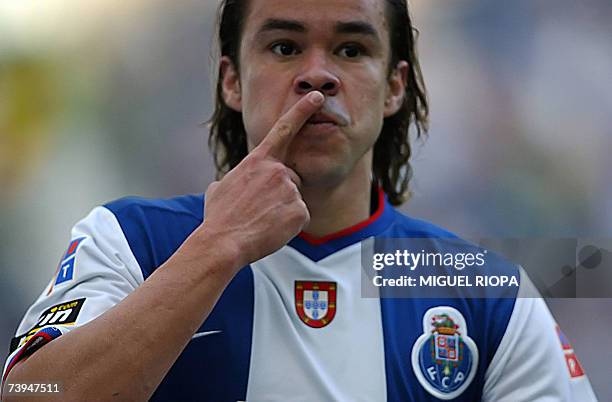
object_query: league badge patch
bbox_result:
[295,281,337,328]
[411,306,478,400]
[47,237,86,295]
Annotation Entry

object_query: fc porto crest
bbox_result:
[411,306,478,400]
[294,281,337,328]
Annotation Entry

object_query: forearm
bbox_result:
[3,229,241,401]
[3,92,317,400]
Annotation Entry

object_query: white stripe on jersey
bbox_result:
[483,268,598,402]
[246,243,387,402]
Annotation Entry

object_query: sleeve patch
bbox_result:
[556,325,586,378]
[47,237,87,295]
[564,353,585,378]
[9,298,85,354]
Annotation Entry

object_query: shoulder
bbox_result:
[104,193,204,221]
[386,208,459,239]
[382,207,521,364]
[102,194,204,278]
[103,193,204,234]
[386,207,518,276]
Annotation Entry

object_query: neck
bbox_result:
[300,157,373,239]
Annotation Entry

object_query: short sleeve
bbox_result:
[482,268,598,401]
[2,206,144,383]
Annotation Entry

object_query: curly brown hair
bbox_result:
[208,0,428,206]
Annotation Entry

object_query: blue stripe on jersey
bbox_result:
[105,194,255,401]
[380,297,516,401]
[151,266,255,402]
[378,212,518,401]
[105,194,204,278]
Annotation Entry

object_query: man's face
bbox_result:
[222,0,407,186]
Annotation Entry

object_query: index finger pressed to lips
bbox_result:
[254,91,324,161]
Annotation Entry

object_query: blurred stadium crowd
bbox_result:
[1,0,611,397]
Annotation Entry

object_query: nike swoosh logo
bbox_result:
[191,330,222,339]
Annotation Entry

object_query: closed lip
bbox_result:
[306,112,342,126]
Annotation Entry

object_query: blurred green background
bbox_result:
[1,0,611,397]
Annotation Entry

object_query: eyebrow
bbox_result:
[335,21,378,38]
[258,19,306,34]
[257,18,380,40]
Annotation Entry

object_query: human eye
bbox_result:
[337,43,367,59]
[270,41,301,57]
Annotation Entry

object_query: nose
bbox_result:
[293,52,341,96]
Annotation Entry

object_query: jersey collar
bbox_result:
[287,187,396,262]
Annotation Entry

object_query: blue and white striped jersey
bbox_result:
[3,190,597,401]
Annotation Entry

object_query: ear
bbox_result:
[383,60,409,118]
[220,56,242,112]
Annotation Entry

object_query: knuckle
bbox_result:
[270,163,288,177]
[283,183,299,202]
[287,184,302,202]
[206,181,219,194]
[291,200,309,223]
[303,210,311,226]
[299,205,311,226]
[286,168,301,187]
[242,153,259,166]
[241,155,263,174]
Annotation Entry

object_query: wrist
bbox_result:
[188,224,246,276]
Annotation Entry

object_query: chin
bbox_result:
[288,156,350,188]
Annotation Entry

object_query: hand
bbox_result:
[202,91,325,268]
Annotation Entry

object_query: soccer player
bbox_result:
[2,0,598,400]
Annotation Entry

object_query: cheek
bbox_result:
[241,70,283,149]
[346,66,388,122]
[352,81,387,134]
[242,104,272,150]
[347,80,387,151]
